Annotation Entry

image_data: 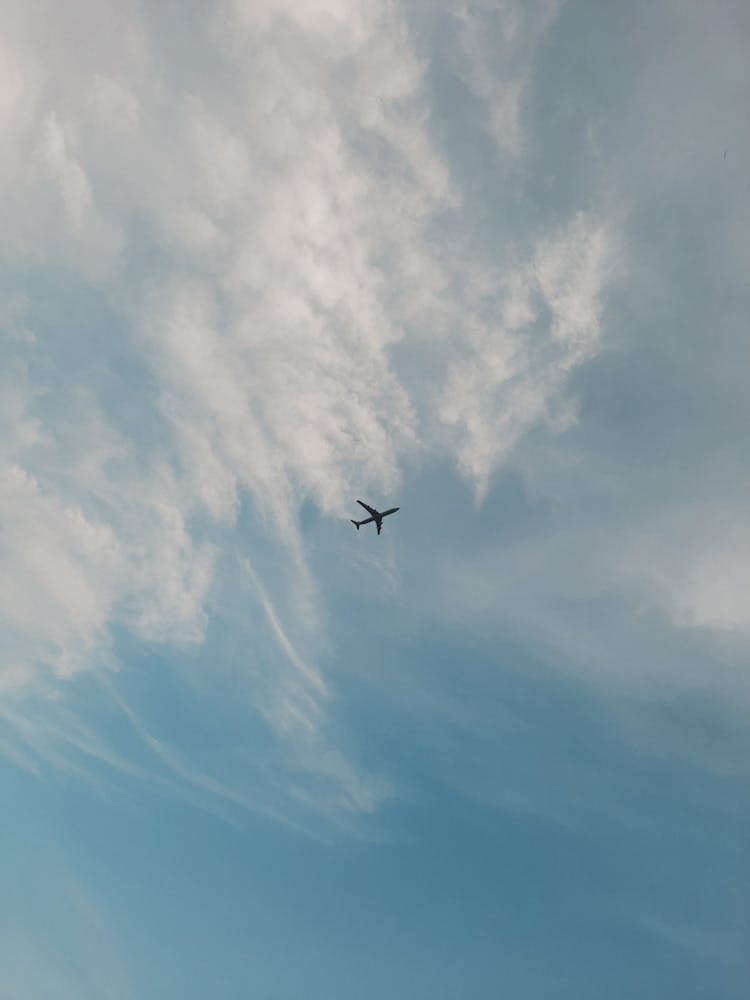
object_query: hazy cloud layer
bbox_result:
[0,0,624,805]
[2,5,749,996]
[1,0,748,842]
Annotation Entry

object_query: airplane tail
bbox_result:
[351,519,360,530]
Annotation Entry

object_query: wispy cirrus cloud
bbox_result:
[448,0,562,156]
[0,0,622,822]
[2,4,749,995]
[440,212,617,500]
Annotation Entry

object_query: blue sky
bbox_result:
[1,1,749,996]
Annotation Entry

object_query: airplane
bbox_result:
[351,500,400,535]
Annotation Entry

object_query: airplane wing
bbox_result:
[357,500,378,516]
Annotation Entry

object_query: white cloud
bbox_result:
[450,0,563,155]
[0,323,214,693]
[38,112,95,232]
[0,0,621,820]
[440,214,617,499]
[621,502,750,637]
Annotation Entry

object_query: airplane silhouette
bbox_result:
[351,500,400,535]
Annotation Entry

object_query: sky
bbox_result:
[1,0,749,996]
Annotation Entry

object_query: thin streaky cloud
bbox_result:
[241,558,327,697]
